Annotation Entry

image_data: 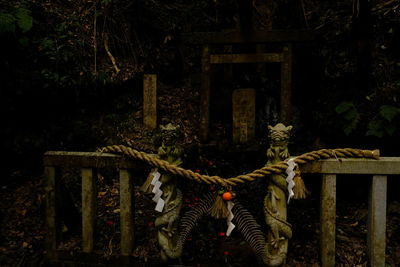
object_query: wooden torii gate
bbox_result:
[182,29,314,142]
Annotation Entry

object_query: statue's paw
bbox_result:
[267,149,274,158]
[270,239,279,249]
[161,226,175,237]
[279,151,290,159]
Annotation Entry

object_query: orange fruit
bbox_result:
[222,192,232,201]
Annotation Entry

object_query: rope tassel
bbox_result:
[292,171,307,199]
[210,195,229,219]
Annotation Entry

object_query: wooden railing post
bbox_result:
[281,44,292,124]
[367,175,387,266]
[45,166,58,260]
[200,44,211,142]
[120,168,134,256]
[82,168,96,253]
[320,174,336,267]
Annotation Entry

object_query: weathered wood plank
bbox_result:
[81,168,96,253]
[45,166,58,260]
[300,157,400,175]
[232,89,255,144]
[43,151,137,169]
[367,175,387,266]
[210,53,283,64]
[200,45,211,142]
[182,29,315,44]
[320,174,336,267]
[280,44,292,124]
[120,169,134,256]
[143,74,157,129]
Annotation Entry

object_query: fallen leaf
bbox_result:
[113,209,120,214]
[163,34,173,44]
[350,221,359,227]
[98,191,107,197]
[111,188,119,195]
[37,194,43,204]
[22,242,28,249]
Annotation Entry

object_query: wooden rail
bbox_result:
[209,53,284,64]
[301,157,400,267]
[44,151,137,262]
[181,29,315,44]
[44,152,399,266]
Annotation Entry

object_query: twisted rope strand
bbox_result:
[97,145,379,188]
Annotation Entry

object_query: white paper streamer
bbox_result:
[152,181,162,194]
[151,170,161,185]
[226,200,235,236]
[286,158,296,204]
[152,190,163,203]
[155,198,165,212]
[150,169,165,212]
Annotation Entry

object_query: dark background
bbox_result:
[0,0,400,265]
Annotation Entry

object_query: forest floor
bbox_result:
[1,174,400,266]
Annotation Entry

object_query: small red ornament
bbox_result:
[224,250,229,256]
[195,169,200,173]
[218,232,225,237]
[222,192,232,201]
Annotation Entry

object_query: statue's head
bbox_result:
[160,123,180,146]
[268,123,292,146]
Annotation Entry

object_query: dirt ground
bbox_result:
[1,169,400,266]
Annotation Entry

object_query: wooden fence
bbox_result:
[44,151,400,266]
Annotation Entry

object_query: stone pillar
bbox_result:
[143,74,157,129]
[232,88,256,144]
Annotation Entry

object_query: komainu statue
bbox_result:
[153,124,183,261]
[264,123,293,266]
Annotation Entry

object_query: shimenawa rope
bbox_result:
[97,145,379,188]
